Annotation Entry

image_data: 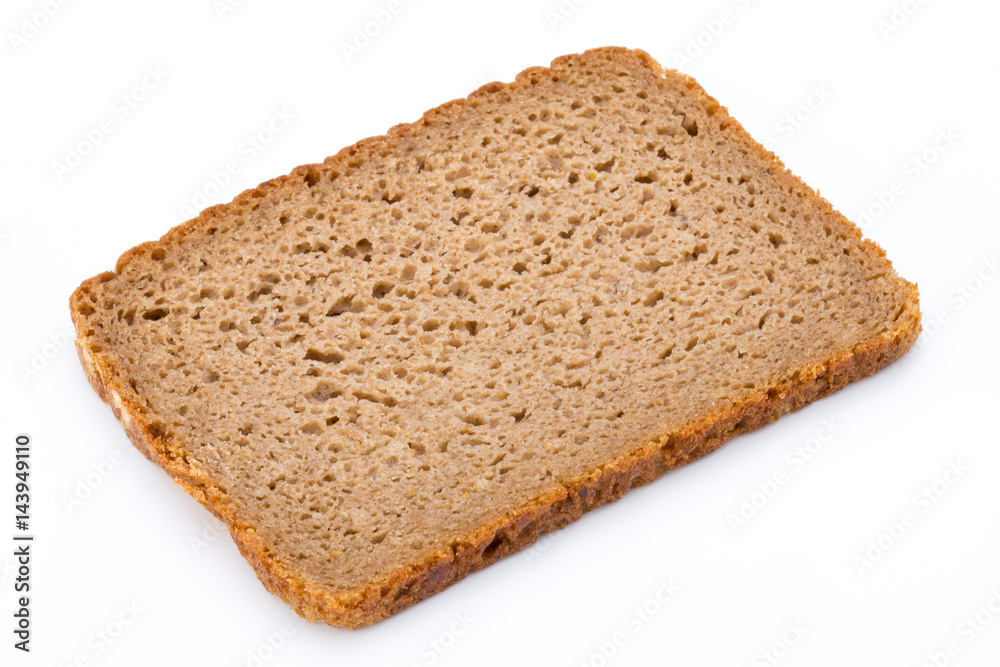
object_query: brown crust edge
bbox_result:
[69,46,922,629]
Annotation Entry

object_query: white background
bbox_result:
[2,1,998,665]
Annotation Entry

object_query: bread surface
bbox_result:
[70,47,921,628]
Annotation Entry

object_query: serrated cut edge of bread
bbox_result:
[70,47,921,628]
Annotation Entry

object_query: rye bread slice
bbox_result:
[70,47,921,628]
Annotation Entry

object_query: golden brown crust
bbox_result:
[69,46,922,628]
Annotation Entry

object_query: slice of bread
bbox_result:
[70,47,920,628]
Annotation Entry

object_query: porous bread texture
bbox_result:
[70,47,921,628]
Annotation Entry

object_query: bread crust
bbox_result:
[70,46,921,628]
